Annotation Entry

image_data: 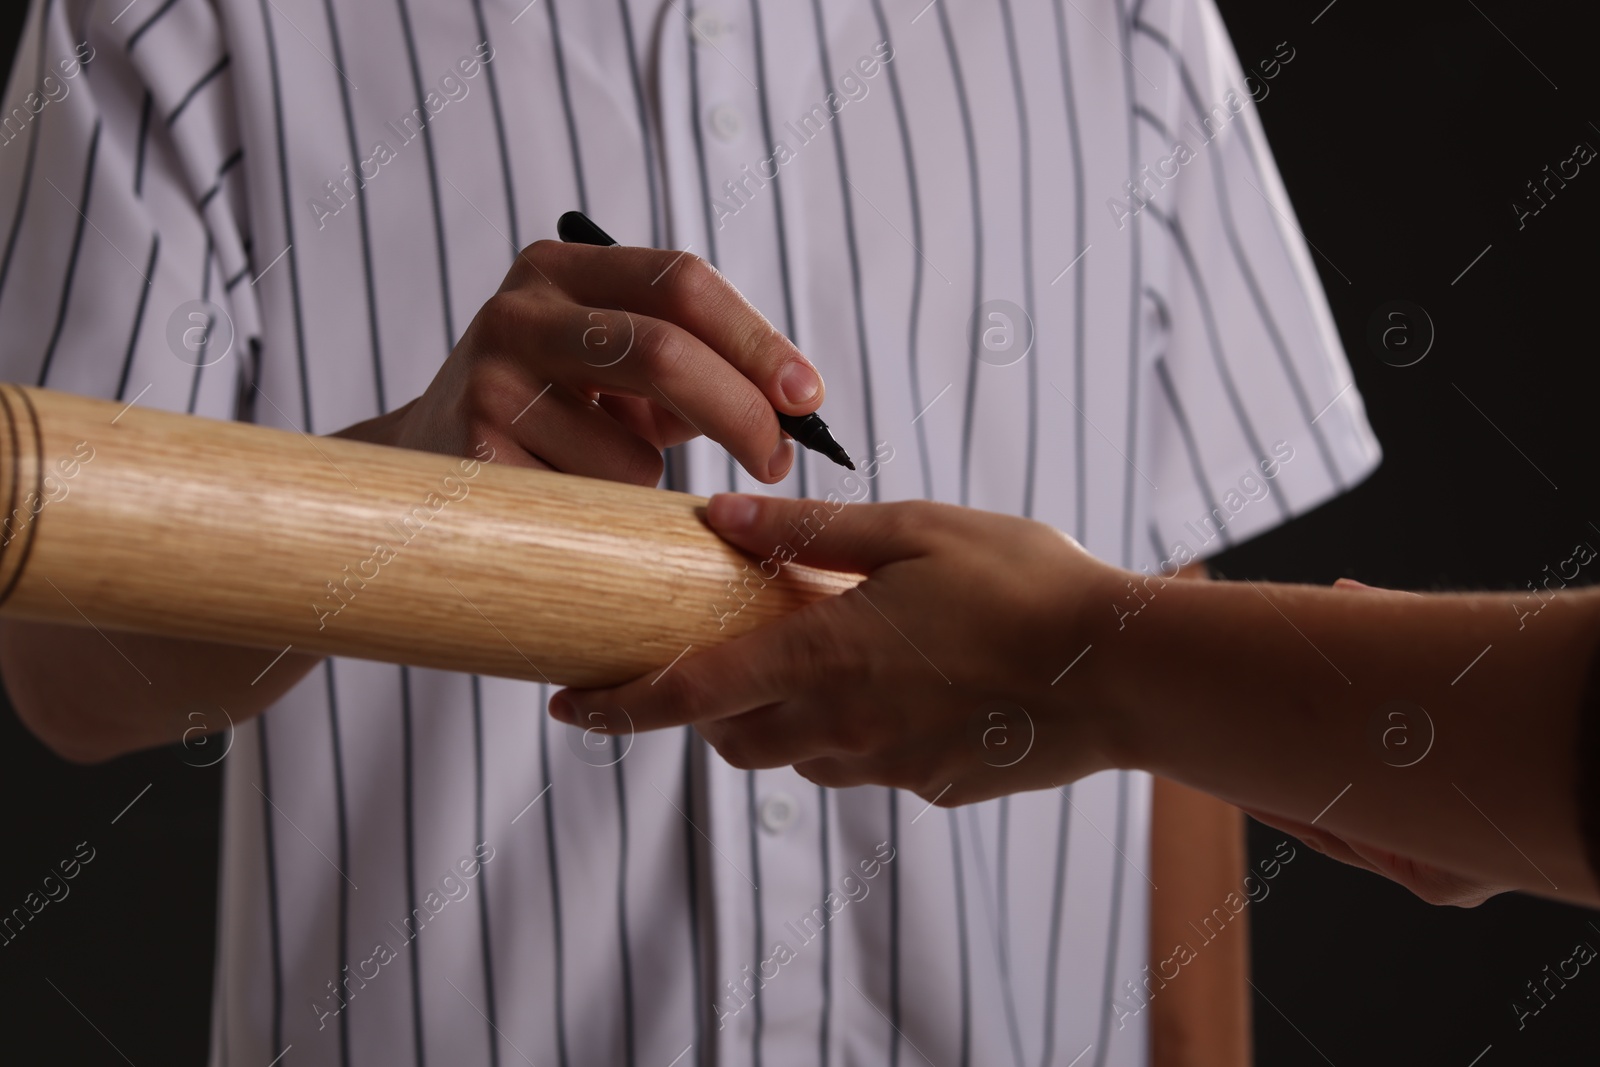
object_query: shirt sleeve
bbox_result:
[1132,0,1381,560]
[0,0,257,418]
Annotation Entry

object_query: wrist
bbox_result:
[1074,565,1234,779]
[1044,555,1152,775]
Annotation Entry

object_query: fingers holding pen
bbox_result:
[398,343,669,486]
[381,223,834,488]
[472,284,798,482]
[514,239,826,409]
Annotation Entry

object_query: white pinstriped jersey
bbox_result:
[0,0,1380,1064]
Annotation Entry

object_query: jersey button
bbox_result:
[709,103,742,143]
[758,791,798,834]
[691,10,727,43]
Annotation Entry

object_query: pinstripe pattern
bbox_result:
[325,664,352,1067]
[257,717,285,1058]
[400,667,425,1065]
[744,769,764,1066]
[886,786,900,1067]
[469,675,499,1067]
[124,0,179,52]
[1115,0,1145,571]
[1039,787,1073,1067]
[863,0,926,502]
[0,0,51,302]
[743,0,800,501]
[396,0,457,352]
[615,758,638,1067]
[186,231,213,412]
[1146,201,1284,522]
[114,233,158,400]
[543,0,585,219]
[167,54,230,126]
[320,0,387,415]
[36,118,97,388]
[1132,17,1347,490]
[1154,354,1232,546]
[256,0,313,428]
[997,795,1013,1039]
[816,784,833,1066]
[681,0,736,494]
[681,730,706,1067]
[538,706,571,1067]
[1051,0,1087,544]
[948,810,972,1067]
[0,1,1383,1064]
[1091,774,1132,1067]
[197,148,242,210]
[995,0,1039,521]
[469,0,517,250]
[684,0,718,274]
[942,0,983,512]
[617,0,660,247]
[133,91,152,195]
[807,0,878,500]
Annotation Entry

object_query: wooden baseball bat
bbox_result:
[0,384,860,687]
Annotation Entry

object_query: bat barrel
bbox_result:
[0,384,857,687]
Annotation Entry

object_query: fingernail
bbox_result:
[710,493,759,530]
[767,437,794,480]
[778,361,821,407]
[549,693,575,724]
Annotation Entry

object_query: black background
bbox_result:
[2,1,1598,1063]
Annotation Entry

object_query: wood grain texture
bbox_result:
[0,385,860,687]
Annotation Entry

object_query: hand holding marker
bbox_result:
[556,211,855,471]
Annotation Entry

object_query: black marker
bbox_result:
[556,210,856,471]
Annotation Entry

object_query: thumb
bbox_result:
[705,493,929,574]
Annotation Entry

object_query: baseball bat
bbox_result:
[0,384,860,687]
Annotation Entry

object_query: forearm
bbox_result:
[1090,576,1600,903]
[0,619,319,762]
